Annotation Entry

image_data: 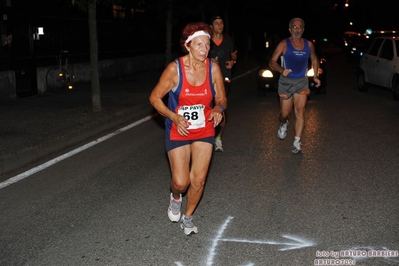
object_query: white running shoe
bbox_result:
[291,141,302,154]
[168,193,182,222]
[277,121,289,140]
[180,215,198,235]
[214,138,224,152]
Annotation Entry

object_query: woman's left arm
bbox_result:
[209,62,227,126]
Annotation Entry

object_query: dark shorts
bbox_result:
[278,75,310,99]
[165,136,214,152]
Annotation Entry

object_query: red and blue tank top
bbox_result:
[166,57,216,140]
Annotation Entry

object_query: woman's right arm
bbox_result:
[149,61,191,135]
[149,61,178,119]
[149,61,189,133]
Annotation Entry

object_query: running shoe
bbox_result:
[291,141,302,154]
[180,215,198,235]
[168,193,182,222]
[278,121,289,140]
[214,138,224,152]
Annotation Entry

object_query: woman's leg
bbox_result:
[185,141,213,217]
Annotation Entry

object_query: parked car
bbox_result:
[357,36,399,100]
[257,40,327,96]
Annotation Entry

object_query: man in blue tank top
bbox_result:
[269,17,321,154]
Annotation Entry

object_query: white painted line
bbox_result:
[232,68,257,81]
[0,115,153,189]
[0,68,256,190]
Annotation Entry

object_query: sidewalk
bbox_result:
[0,56,258,178]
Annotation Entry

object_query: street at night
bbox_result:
[1,1,399,265]
[1,45,398,265]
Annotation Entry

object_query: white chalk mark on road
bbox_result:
[176,216,316,266]
[220,233,316,251]
[206,216,234,266]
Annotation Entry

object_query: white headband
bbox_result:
[185,30,210,43]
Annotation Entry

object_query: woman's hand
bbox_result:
[173,114,189,136]
[209,105,224,127]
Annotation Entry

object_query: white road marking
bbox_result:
[220,234,316,251]
[0,69,256,190]
[206,216,234,266]
[0,115,153,189]
[176,216,316,265]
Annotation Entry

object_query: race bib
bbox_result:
[177,104,206,129]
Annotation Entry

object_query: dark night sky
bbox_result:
[3,0,398,58]
[232,0,397,42]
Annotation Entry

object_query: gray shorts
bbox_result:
[278,75,310,99]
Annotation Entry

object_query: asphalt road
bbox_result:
[1,48,398,266]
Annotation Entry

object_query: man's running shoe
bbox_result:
[180,215,198,235]
[278,121,289,140]
[214,138,224,152]
[168,193,182,222]
[291,141,302,154]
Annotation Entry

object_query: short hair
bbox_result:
[180,22,212,53]
[289,17,305,28]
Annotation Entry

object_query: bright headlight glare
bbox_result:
[259,69,273,78]
[307,68,323,77]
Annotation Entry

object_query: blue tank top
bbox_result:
[281,38,310,78]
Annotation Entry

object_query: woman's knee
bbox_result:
[190,173,207,187]
[171,177,190,191]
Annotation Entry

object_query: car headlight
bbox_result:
[307,68,324,77]
[307,68,315,77]
[259,69,274,78]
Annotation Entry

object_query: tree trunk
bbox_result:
[89,0,102,112]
